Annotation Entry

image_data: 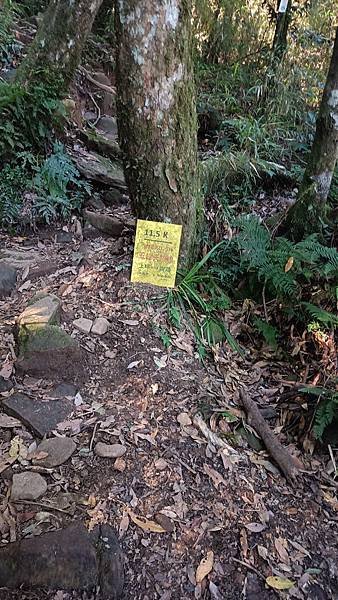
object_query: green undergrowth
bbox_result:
[0,143,90,228]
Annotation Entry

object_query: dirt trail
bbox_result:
[0,227,337,600]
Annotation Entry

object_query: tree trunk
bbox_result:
[272,0,292,61]
[16,0,103,90]
[114,0,202,267]
[285,27,338,240]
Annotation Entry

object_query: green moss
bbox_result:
[18,324,76,356]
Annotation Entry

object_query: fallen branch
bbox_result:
[79,66,116,95]
[193,413,238,456]
[239,389,299,483]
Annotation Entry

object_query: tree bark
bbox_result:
[114,0,202,267]
[285,27,338,240]
[272,0,292,61]
[16,0,103,90]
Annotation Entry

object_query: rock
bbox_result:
[94,442,126,459]
[2,393,74,437]
[16,325,83,380]
[103,188,125,205]
[29,260,60,281]
[91,317,109,336]
[87,195,106,211]
[82,128,121,159]
[0,376,13,392]
[0,263,17,298]
[32,437,76,468]
[73,151,125,187]
[97,116,118,136]
[84,210,124,237]
[0,248,42,269]
[56,230,73,244]
[11,472,47,501]
[83,223,103,240]
[73,317,93,334]
[0,522,124,598]
[50,383,77,398]
[177,412,192,427]
[18,294,61,327]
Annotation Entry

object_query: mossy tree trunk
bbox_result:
[285,27,338,240]
[272,0,292,61]
[114,0,202,267]
[16,0,103,91]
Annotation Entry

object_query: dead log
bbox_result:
[239,389,299,483]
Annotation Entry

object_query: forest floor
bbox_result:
[0,217,337,600]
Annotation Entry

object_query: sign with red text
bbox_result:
[131,220,182,288]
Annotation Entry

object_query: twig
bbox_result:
[88,91,101,127]
[79,66,116,95]
[262,280,268,322]
[193,413,238,456]
[13,500,71,514]
[231,557,265,579]
[89,420,100,451]
[239,389,299,483]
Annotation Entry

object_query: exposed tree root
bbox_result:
[239,389,299,483]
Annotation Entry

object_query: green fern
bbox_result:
[300,385,338,440]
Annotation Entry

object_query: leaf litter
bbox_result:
[0,224,337,600]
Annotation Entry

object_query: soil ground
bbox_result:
[0,223,337,600]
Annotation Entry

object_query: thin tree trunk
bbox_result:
[272,0,292,61]
[16,0,103,90]
[285,27,338,240]
[114,0,202,267]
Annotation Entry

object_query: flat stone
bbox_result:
[50,383,77,398]
[0,248,43,269]
[84,210,124,237]
[94,442,126,459]
[97,116,118,136]
[103,188,125,205]
[73,317,93,334]
[32,437,76,468]
[56,230,73,244]
[0,263,17,298]
[11,472,47,501]
[18,294,61,327]
[73,151,125,187]
[16,325,83,380]
[0,522,124,598]
[2,393,74,437]
[91,317,109,336]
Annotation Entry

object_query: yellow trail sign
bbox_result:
[131,220,182,288]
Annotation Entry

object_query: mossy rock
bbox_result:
[74,151,125,188]
[19,295,61,326]
[17,325,83,380]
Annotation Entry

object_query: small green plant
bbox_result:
[300,384,338,440]
[167,243,242,356]
[0,144,90,227]
[0,80,65,160]
[33,142,90,223]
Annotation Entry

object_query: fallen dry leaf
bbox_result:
[266,576,295,590]
[203,464,226,488]
[0,415,21,428]
[196,550,214,584]
[244,522,266,533]
[127,509,166,533]
[274,537,289,564]
[284,256,294,272]
[119,511,129,538]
